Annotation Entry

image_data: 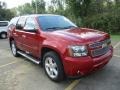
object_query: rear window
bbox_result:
[0,22,8,27]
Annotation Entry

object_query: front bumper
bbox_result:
[63,46,113,77]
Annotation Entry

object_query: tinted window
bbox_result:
[9,17,19,26]
[16,16,27,29]
[38,15,77,31]
[0,22,8,27]
[24,17,37,32]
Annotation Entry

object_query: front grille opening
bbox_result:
[91,46,109,57]
[89,39,111,57]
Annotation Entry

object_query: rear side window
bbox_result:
[9,17,19,26]
[0,22,8,27]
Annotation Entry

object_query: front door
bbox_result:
[22,17,40,58]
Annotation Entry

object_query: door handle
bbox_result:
[22,35,26,38]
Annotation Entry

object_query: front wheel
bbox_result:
[10,40,19,57]
[43,51,64,82]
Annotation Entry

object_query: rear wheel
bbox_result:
[0,32,7,39]
[43,51,64,82]
[10,40,19,57]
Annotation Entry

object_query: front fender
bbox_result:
[42,40,67,55]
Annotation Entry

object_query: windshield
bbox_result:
[38,15,77,31]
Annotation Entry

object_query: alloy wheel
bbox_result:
[45,57,58,79]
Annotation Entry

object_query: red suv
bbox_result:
[8,14,113,81]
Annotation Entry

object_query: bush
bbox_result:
[82,12,120,34]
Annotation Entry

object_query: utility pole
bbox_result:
[35,0,38,14]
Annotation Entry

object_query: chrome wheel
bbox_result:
[11,42,17,55]
[45,57,58,79]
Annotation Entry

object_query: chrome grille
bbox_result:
[89,39,111,49]
[90,39,111,57]
[91,46,109,57]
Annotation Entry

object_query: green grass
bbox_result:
[111,35,120,41]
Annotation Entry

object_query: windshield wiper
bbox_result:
[45,26,77,31]
[62,26,77,29]
[46,27,64,30]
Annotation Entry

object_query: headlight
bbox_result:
[68,45,88,57]
[106,39,111,45]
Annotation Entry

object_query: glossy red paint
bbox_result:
[63,46,113,76]
[8,15,113,77]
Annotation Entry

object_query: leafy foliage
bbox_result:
[0,1,15,21]
[66,0,120,34]
[17,3,34,15]
[32,0,46,14]
[0,0,120,34]
[16,0,46,15]
[83,12,120,34]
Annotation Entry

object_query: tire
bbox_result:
[43,51,64,82]
[10,40,19,57]
[0,32,7,39]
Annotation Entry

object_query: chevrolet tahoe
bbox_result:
[7,14,113,82]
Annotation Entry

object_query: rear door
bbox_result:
[14,16,27,51]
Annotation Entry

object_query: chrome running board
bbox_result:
[17,51,40,64]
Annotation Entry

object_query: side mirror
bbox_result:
[16,24,23,29]
[24,28,36,32]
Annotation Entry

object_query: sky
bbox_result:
[0,0,50,9]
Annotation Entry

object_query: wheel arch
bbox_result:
[9,37,14,46]
[40,45,63,65]
[0,31,7,34]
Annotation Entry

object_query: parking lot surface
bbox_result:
[0,39,120,90]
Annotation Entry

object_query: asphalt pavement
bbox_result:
[0,39,120,90]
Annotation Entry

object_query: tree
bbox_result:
[16,0,46,15]
[115,0,120,6]
[17,3,34,15]
[0,1,7,9]
[0,9,15,20]
[46,0,67,16]
[0,1,15,20]
[47,5,54,13]
[32,0,46,14]
[66,0,91,18]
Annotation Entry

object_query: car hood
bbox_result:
[52,28,109,44]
